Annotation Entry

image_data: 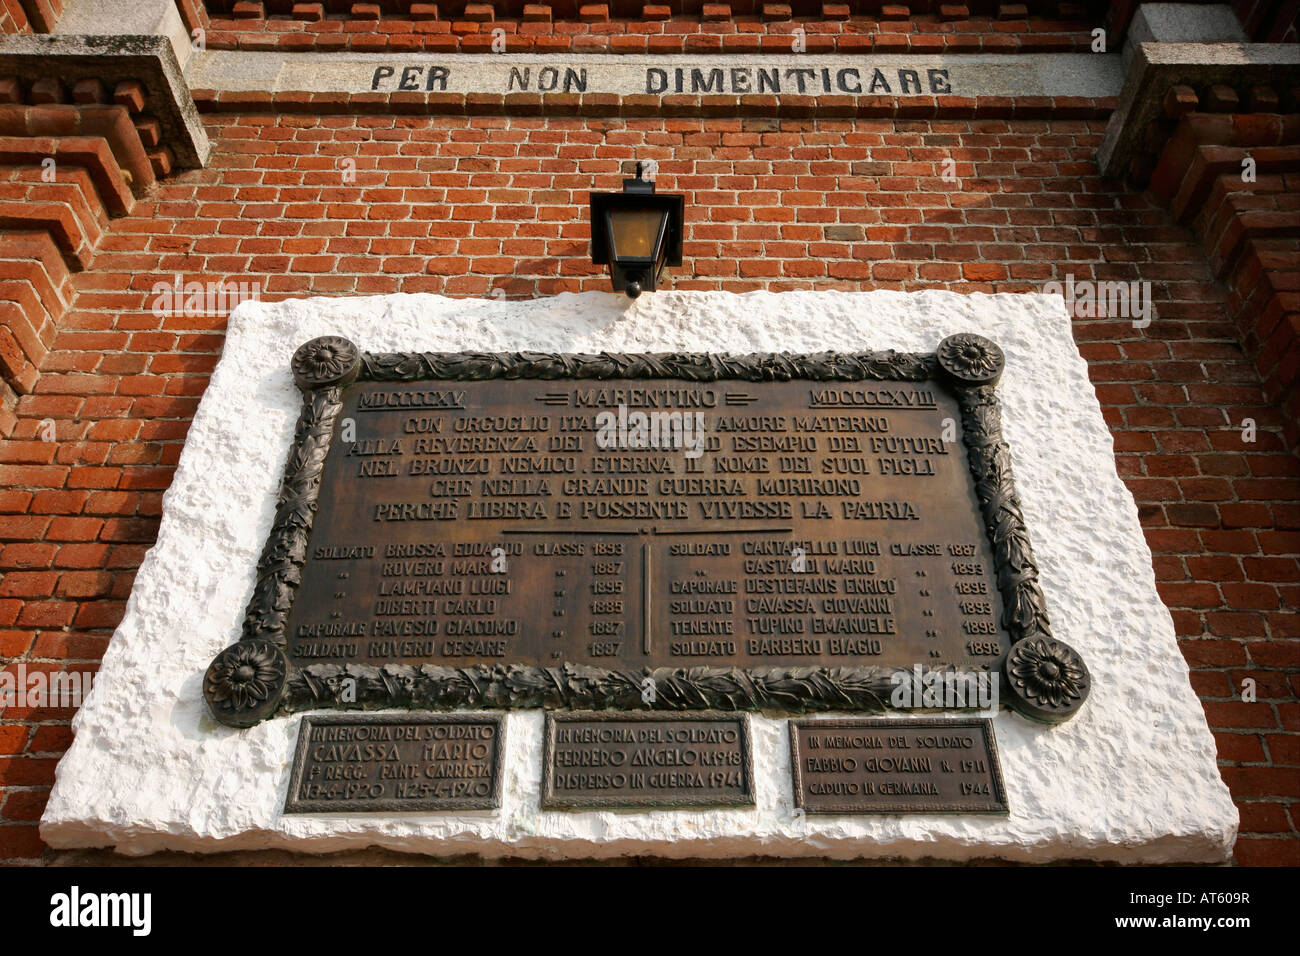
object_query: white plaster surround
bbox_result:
[41,290,1238,862]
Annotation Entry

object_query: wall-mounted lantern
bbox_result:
[589,164,684,299]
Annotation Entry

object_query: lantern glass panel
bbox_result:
[608,207,667,261]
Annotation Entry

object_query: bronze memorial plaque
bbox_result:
[284,350,1015,695]
[542,713,753,809]
[284,713,505,813]
[789,718,1007,814]
[289,372,1011,672]
[204,337,1092,728]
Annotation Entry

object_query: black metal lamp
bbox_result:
[589,163,684,299]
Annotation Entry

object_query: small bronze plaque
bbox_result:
[284,713,504,813]
[542,713,753,809]
[789,717,1007,814]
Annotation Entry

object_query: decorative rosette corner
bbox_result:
[291,336,361,391]
[1002,636,1091,724]
[204,639,288,728]
[936,333,1005,388]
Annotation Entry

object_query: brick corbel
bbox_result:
[0,33,209,169]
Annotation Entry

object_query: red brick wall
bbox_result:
[0,0,33,34]
[0,97,159,437]
[1145,106,1300,451]
[0,0,62,33]
[1,109,1297,864]
[198,3,1103,53]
